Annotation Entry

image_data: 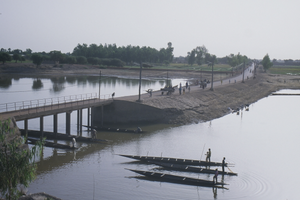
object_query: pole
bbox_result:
[98,70,101,99]
[242,61,245,83]
[167,71,169,87]
[137,63,142,102]
[210,63,214,91]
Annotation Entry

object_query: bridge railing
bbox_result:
[0,93,111,113]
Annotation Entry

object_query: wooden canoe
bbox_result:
[149,161,237,176]
[20,129,108,143]
[82,125,144,133]
[127,169,227,188]
[119,154,227,167]
[27,138,77,150]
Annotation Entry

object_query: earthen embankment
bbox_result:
[1,63,300,125]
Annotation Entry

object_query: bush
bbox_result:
[110,58,125,67]
[76,56,87,64]
[0,119,42,200]
[87,57,101,65]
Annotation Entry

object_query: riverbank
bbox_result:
[1,63,300,125]
[117,70,300,124]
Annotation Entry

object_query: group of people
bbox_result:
[205,148,227,184]
[179,82,190,95]
[200,79,209,89]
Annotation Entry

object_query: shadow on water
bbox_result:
[0,77,12,88]
[34,122,176,176]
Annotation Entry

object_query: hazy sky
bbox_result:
[1,0,299,60]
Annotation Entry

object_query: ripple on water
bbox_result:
[228,170,278,200]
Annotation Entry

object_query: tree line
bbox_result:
[184,45,250,69]
[1,44,278,72]
[0,42,174,67]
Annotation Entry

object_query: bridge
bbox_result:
[0,93,113,136]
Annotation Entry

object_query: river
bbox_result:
[0,75,299,200]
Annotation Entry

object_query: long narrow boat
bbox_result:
[119,154,227,167]
[20,129,108,143]
[82,125,144,133]
[127,169,227,188]
[27,138,77,150]
[149,161,237,176]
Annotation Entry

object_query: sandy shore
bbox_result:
[1,63,300,124]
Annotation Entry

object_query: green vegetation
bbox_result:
[262,54,273,72]
[0,119,42,200]
[269,65,300,75]
[31,54,44,66]
[0,52,11,64]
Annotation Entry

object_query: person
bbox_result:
[222,157,226,172]
[205,148,211,163]
[149,89,152,97]
[179,83,182,95]
[186,82,188,89]
[136,127,142,133]
[72,138,76,148]
[92,129,97,139]
[213,168,218,184]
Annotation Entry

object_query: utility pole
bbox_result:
[137,63,142,102]
[207,61,214,91]
[242,61,245,83]
[210,62,214,91]
[98,70,101,99]
[166,71,169,87]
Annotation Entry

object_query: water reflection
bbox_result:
[32,79,43,90]
[0,77,12,88]
[22,89,300,200]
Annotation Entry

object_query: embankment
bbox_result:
[94,72,300,125]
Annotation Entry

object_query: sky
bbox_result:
[1,0,299,60]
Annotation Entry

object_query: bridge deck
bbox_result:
[0,98,113,121]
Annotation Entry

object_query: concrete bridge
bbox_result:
[0,93,113,137]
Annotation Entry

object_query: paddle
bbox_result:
[200,143,206,162]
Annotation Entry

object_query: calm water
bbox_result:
[1,76,299,199]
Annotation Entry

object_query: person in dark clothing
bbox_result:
[222,157,226,172]
[213,168,218,184]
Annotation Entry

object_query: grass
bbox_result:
[269,65,300,75]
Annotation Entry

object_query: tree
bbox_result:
[166,42,174,62]
[12,54,21,63]
[261,54,273,72]
[50,50,63,64]
[65,56,77,64]
[187,50,196,66]
[195,45,207,65]
[31,54,44,66]
[0,52,12,64]
[0,119,42,200]
[110,58,125,67]
[76,56,87,64]
[87,57,100,65]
